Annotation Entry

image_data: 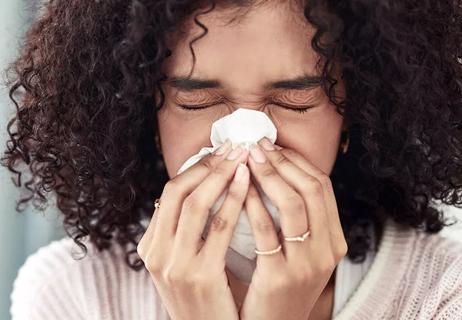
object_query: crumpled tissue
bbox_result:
[176,108,281,283]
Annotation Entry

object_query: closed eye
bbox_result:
[177,102,315,113]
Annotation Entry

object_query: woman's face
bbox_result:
[158,1,346,179]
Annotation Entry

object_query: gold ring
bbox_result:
[284,229,311,242]
[154,198,161,209]
[254,244,282,255]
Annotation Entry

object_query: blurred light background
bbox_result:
[0,1,66,320]
[0,1,461,320]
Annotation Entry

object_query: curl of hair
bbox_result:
[2,0,462,269]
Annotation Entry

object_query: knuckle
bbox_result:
[247,184,260,198]
[183,193,207,212]
[198,156,215,171]
[163,268,208,289]
[281,193,305,213]
[146,259,163,275]
[336,241,349,260]
[288,269,310,285]
[281,148,297,159]
[341,241,349,254]
[189,271,212,287]
[162,269,182,284]
[268,274,290,292]
[260,167,277,178]
[211,163,229,177]
[318,174,332,190]
[299,267,314,282]
[305,178,324,196]
[136,242,145,258]
[255,218,275,234]
[162,265,193,286]
[274,153,290,166]
[226,187,244,202]
[163,179,178,197]
[317,256,336,276]
[209,215,229,232]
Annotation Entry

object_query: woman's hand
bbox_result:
[239,137,348,320]
[137,140,250,320]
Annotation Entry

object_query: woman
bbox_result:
[4,0,462,319]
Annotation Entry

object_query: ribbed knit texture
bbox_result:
[10,218,462,319]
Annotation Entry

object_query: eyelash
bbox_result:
[178,103,314,114]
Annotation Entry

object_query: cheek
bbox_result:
[276,110,343,175]
[157,106,218,178]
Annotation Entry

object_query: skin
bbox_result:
[138,149,252,320]
[157,0,346,178]
[146,2,346,319]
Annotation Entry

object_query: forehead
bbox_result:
[162,1,321,95]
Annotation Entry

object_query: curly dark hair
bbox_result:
[2,0,462,271]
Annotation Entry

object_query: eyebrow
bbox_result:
[166,74,324,91]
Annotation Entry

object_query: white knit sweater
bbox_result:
[9,218,462,319]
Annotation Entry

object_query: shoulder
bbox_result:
[10,236,169,320]
[399,226,462,318]
[10,237,83,319]
[413,226,462,273]
[382,218,462,269]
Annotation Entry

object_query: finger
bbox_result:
[141,141,234,266]
[257,138,330,248]
[200,163,250,266]
[174,147,249,255]
[154,139,232,240]
[245,181,285,267]
[247,144,308,256]
[278,147,346,251]
[137,205,160,259]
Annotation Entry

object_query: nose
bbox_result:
[210,107,282,148]
[225,102,267,114]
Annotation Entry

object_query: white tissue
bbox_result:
[176,108,281,280]
[177,108,278,174]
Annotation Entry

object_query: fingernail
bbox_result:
[234,163,248,181]
[274,145,283,150]
[214,139,231,156]
[227,146,244,160]
[249,144,266,163]
[258,137,275,151]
